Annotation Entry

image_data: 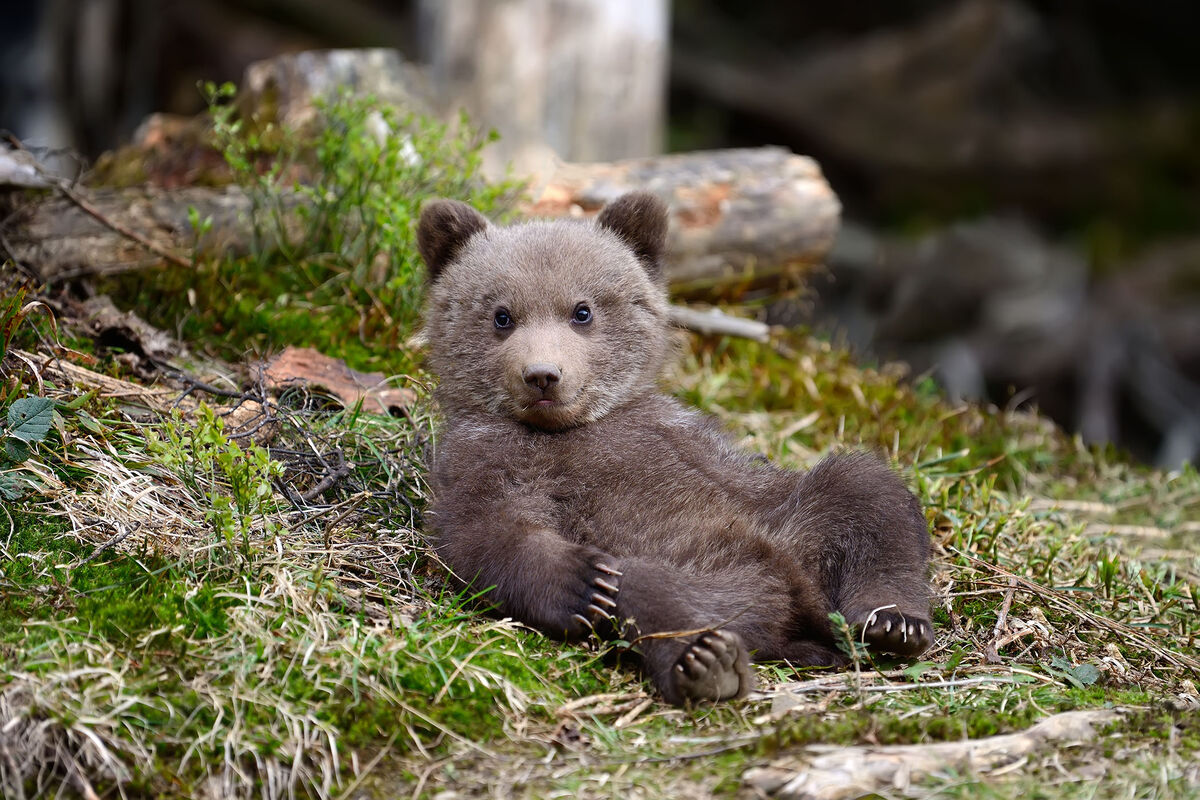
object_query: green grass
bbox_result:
[2,85,1197,799]
[4,317,1196,797]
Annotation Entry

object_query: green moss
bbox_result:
[0,512,235,647]
[672,331,1127,488]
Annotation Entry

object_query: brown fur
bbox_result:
[419,192,933,706]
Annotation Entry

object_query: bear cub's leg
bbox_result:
[780,453,935,658]
[609,557,791,705]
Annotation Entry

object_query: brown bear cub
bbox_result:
[418,192,933,706]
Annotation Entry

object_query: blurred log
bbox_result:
[3,147,840,290]
[673,0,1106,175]
[1,185,302,282]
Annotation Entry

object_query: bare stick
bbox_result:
[744,710,1120,800]
[984,576,1019,664]
[669,304,770,342]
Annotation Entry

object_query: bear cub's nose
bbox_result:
[523,363,561,391]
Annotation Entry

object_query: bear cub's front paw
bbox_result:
[858,608,933,657]
[670,630,754,704]
[552,549,621,640]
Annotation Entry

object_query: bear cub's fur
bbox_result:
[419,192,933,706]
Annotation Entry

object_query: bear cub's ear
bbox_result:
[596,192,669,279]
[417,199,491,282]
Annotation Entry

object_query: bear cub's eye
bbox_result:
[572,303,593,325]
[494,308,513,329]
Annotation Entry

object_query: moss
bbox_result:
[0,512,235,646]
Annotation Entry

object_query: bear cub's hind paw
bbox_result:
[671,630,754,704]
[858,608,933,657]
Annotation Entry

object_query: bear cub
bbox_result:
[418,192,933,706]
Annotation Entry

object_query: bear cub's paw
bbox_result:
[857,608,933,657]
[671,630,754,704]
[556,550,622,640]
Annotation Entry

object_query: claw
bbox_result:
[884,619,892,633]
[591,592,617,609]
[571,613,592,629]
[587,604,614,621]
[594,577,619,594]
[595,563,623,577]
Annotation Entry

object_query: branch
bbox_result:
[669,305,769,342]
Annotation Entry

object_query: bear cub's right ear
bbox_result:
[417,199,490,282]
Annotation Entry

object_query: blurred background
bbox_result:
[2,0,1198,468]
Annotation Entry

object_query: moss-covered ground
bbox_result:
[3,300,1196,798]
[1,92,1196,798]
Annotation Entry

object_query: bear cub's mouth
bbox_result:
[516,389,584,429]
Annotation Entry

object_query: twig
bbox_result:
[613,697,654,728]
[744,709,1121,800]
[6,135,194,271]
[78,521,141,565]
[984,576,1018,663]
[299,451,352,503]
[557,692,647,716]
[777,675,1029,695]
[334,731,399,800]
[669,304,770,342]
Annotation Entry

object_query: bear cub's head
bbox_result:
[419,192,671,431]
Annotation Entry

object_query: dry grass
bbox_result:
[1,321,1198,799]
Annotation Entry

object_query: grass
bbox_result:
[3,313,1196,798]
[1,88,1197,798]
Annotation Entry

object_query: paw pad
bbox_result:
[671,630,752,702]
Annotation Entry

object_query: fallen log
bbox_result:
[2,146,839,290]
[526,147,841,288]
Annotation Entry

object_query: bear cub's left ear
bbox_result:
[417,199,491,282]
[596,192,669,279]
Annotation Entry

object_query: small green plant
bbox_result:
[1096,552,1121,598]
[0,283,28,363]
[1043,654,1102,689]
[148,404,283,564]
[1,278,58,362]
[115,83,520,374]
[0,396,55,499]
[828,610,869,695]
